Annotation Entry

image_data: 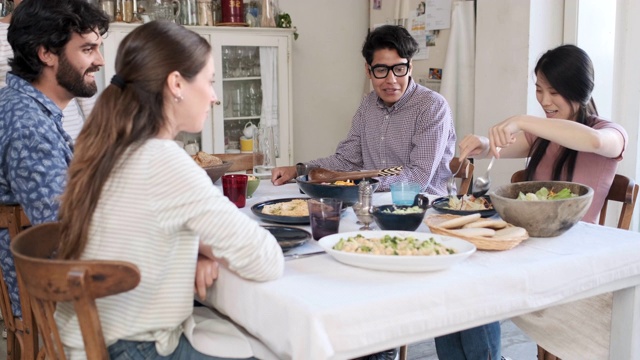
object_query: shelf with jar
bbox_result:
[96,0,295,31]
[99,22,294,166]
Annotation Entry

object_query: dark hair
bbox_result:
[7,0,109,82]
[361,25,419,64]
[58,21,212,259]
[525,44,598,181]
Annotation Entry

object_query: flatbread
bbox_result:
[193,151,223,167]
[492,226,527,239]
[449,228,496,237]
[438,213,481,229]
[463,219,508,229]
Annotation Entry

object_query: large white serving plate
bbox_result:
[318,231,476,272]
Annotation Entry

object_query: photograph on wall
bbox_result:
[429,68,442,80]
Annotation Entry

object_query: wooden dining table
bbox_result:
[203,180,640,360]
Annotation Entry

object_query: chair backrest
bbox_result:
[510,169,526,184]
[11,223,141,360]
[449,158,474,195]
[0,204,37,360]
[598,174,639,230]
[213,153,264,173]
[510,170,639,230]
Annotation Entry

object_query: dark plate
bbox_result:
[431,195,496,218]
[262,225,310,251]
[251,197,310,224]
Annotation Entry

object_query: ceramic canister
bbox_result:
[221,0,243,23]
[240,136,253,152]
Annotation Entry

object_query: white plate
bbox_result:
[318,231,476,272]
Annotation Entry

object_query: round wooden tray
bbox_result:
[424,214,528,251]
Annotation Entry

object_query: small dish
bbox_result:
[246,177,260,198]
[251,197,310,224]
[431,195,496,218]
[262,225,310,252]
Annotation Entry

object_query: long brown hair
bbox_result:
[58,21,211,259]
[525,44,598,181]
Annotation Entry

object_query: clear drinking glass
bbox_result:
[253,125,277,177]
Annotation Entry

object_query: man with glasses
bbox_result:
[271,25,456,194]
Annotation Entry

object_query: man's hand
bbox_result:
[271,165,297,185]
[458,134,490,160]
[194,255,219,301]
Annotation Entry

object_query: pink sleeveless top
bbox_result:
[524,116,627,223]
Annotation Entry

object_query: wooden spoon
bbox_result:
[306,166,403,184]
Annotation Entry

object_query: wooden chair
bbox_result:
[450,157,475,195]
[0,204,37,360]
[598,174,639,229]
[10,222,141,359]
[511,171,639,360]
[213,153,264,173]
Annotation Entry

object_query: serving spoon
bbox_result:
[471,155,496,198]
[306,166,403,184]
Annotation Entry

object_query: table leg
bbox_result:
[610,285,640,359]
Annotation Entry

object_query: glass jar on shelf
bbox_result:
[179,0,197,25]
[123,0,134,22]
[196,0,214,26]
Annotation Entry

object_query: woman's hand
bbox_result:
[458,134,490,160]
[488,116,521,154]
[194,255,219,301]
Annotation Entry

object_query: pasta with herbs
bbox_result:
[262,199,309,216]
[333,234,456,256]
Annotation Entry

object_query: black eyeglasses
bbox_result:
[368,62,410,79]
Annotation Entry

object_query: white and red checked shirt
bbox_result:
[309,78,456,194]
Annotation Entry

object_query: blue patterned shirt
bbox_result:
[0,73,73,317]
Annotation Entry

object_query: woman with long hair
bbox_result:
[56,21,283,359]
[455,44,627,359]
[459,44,627,222]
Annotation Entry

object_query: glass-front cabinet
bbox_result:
[101,23,294,166]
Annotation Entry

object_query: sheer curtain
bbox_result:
[259,47,279,155]
[440,0,475,140]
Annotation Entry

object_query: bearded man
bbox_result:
[0,0,109,319]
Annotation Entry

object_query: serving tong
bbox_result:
[306,166,403,184]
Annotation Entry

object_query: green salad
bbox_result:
[517,187,578,201]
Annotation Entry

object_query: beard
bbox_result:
[56,52,99,98]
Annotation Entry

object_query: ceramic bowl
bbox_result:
[371,205,427,231]
[246,177,260,198]
[490,181,594,237]
[202,161,233,184]
[295,176,380,206]
[370,194,429,231]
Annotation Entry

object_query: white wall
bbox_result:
[474,0,564,188]
[613,0,640,230]
[278,0,369,163]
[368,0,451,87]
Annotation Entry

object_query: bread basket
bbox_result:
[424,214,528,251]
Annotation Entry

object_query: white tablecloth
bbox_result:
[204,180,640,360]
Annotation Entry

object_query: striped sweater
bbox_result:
[56,139,284,359]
